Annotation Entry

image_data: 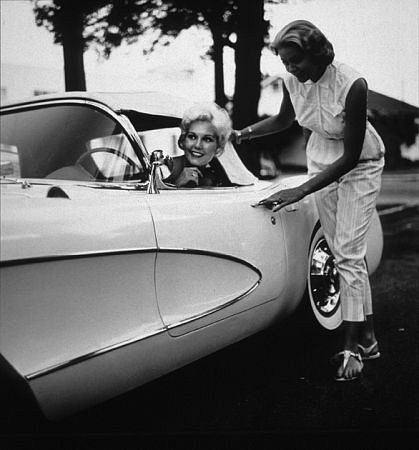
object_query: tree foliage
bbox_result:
[33,0,286,172]
[33,0,110,47]
[99,0,273,171]
[104,0,240,109]
[33,0,114,90]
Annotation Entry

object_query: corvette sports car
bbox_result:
[0,92,383,420]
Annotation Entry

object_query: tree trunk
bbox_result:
[211,27,227,108]
[232,0,266,174]
[62,8,86,91]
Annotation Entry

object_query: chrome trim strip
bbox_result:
[166,279,261,330]
[25,326,167,381]
[119,113,151,169]
[14,247,261,380]
[1,248,262,277]
[156,248,262,330]
[157,248,263,278]
[1,248,157,267]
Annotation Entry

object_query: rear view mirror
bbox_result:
[147,150,174,194]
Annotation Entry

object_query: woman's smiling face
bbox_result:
[183,121,221,167]
[278,44,322,82]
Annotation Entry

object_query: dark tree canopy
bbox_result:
[33,0,115,90]
[33,0,111,46]
[99,0,274,171]
[32,0,286,173]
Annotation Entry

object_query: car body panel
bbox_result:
[1,253,161,376]
[0,183,155,261]
[148,187,294,335]
[0,92,384,419]
[27,296,283,419]
[0,183,163,407]
[155,251,261,333]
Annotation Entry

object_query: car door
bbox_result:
[146,186,289,337]
[0,184,165,419]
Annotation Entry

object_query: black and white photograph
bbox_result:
[1,0,418,448]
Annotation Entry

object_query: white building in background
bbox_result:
[1,63,64,103]
[0,57,214,105]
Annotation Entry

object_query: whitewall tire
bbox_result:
[307,224,343,330]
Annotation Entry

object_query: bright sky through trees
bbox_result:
[1,0,418,106]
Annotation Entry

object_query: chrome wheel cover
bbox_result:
[309,237,340,317]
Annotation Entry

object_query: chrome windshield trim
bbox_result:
[119,113,151,170]
[25,327,167,381]
[0,98,149,174]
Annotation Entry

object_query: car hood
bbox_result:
[0,181,151,263]
[0,173,310,263]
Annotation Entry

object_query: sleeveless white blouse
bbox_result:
[282,61,385,174]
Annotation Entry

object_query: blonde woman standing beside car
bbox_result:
[232,20,385,381]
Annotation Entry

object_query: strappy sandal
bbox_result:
[333,350,363,382]
[358,341,381,360]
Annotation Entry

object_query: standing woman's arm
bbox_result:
[233,82,296,142]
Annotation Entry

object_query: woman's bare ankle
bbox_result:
[342,321,362,353]
[360,315,378,347]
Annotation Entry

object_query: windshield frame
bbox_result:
[0,98,151,182]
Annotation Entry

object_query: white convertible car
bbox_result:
[0,92,383,420]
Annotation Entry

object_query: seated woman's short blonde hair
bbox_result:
[179,102,232,152]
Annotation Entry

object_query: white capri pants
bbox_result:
[312,158,384,322]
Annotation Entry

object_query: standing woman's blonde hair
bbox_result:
[271,20,335,66]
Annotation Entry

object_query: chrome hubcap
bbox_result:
[310,238,340,317]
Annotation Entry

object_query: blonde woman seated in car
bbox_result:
[163,102,233,188]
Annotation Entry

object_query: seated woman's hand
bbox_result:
[255,187,305,212]
[175,167,203,187]
[230,130,243,145]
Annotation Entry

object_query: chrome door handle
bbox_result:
[285,202,299,212]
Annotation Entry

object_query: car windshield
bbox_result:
[0,104,147,182]
[138,127,183,158]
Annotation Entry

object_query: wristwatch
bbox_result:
[236,127,253,144]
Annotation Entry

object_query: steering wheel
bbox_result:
[75,147,139,181]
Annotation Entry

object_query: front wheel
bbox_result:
[307,224,342,330]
